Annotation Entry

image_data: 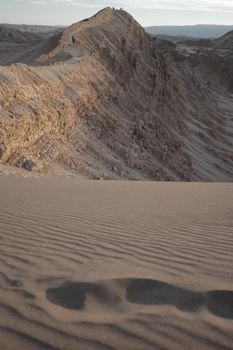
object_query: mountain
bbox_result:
[145,25,233,38]
[0,8,233,181]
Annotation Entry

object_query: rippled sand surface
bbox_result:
[0,177,233,350]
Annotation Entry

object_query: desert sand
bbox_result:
[0,176,233,349]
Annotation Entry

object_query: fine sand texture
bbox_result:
[0,177,233,350]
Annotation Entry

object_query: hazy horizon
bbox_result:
[0,0,233,27]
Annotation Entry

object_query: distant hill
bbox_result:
[0,24,62,65]
[0,25,37,43]
[214,30,233,49]
[1,24,64,34]
[145,25,233,38]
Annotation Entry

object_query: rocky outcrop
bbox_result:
[0,8,233,181]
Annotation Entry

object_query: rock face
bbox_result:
[0,8,233,181]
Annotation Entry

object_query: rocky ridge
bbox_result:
[0,8,233,181]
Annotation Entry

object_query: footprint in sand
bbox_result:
[46,278,233,320]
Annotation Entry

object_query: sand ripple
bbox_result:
[0,178,233,349]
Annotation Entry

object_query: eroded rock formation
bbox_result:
[0,8,233,180]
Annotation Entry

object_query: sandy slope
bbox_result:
[0,177,233,349]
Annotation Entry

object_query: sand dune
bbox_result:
[0,176,233,349]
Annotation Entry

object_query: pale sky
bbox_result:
[1,0,233,26]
